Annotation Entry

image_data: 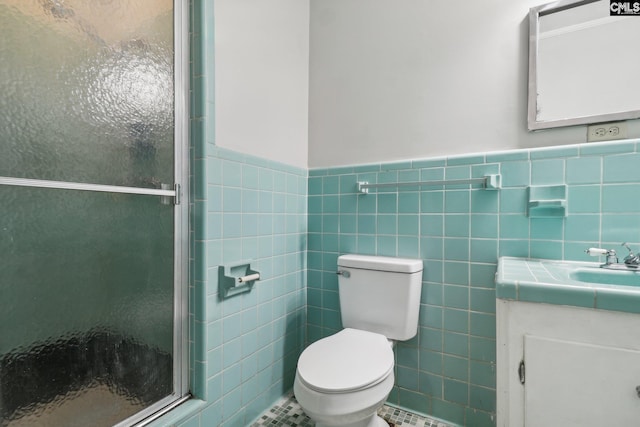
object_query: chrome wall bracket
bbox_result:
[161,183,181,205]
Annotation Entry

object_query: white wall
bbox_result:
[214,0,309,169]
[307,0,640,168]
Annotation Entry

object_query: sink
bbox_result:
[570,268,640,287]
[496,257,640,314]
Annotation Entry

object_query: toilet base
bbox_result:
[316,413,389,427]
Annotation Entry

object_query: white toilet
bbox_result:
[294,254,423,427]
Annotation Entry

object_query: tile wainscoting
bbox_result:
[307,139,640,426]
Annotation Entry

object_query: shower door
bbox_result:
[0,1,189,426]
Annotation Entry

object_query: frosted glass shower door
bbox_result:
[0,1,188,426]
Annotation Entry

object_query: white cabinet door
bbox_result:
[524,335,640,427]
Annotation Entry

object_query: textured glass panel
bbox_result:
[0,187,174,426]
[0,0,174,188]
[0,2,177,424]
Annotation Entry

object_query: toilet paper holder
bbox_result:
[219,262,260,298]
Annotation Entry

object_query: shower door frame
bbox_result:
[0,1,191,425]
[129,0,192,424]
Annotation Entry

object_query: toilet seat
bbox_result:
[296,328,394,394]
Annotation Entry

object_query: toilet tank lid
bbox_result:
[338,254,423,273]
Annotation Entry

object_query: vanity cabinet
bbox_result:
[496,300,640,426]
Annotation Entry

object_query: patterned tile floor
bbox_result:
[251,394,455,427]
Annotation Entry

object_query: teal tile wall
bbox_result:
[307,139,640,427]
[189,146,307,427]
[152,2,307,426]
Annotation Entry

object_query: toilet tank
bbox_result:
[337,254,423,341]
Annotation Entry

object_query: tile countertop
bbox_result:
[496,257,640,314]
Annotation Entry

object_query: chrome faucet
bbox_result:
[622,242,640,267]
[586,244,640,269]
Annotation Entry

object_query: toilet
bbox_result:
[294,254,423,427]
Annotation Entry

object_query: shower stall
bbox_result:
[0,1,189,426]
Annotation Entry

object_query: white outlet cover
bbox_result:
[587,121,628,142]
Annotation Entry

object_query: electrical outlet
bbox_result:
[587,121,628,142]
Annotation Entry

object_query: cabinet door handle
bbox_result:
[636,386,640,398]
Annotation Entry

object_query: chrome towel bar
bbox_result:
[357,174,501,194]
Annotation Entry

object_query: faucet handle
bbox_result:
[585,247,615,256]
[586,247,618,265]
[621,242,640,265]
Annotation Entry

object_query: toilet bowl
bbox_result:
[294,254,423,427]
[293,328,395,427]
